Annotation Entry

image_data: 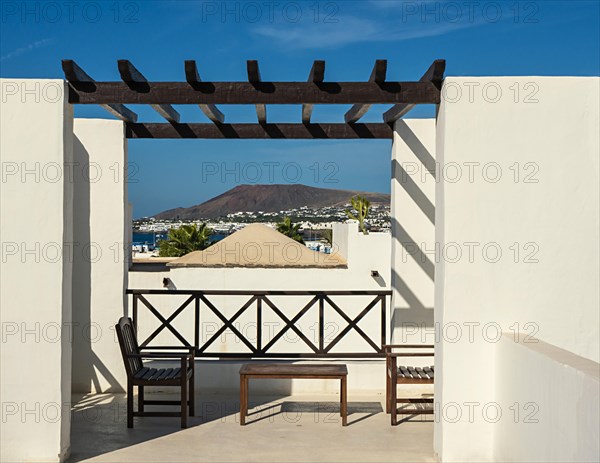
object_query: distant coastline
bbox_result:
[132,231,226,246]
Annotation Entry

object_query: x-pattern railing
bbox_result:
[127,290,391,358]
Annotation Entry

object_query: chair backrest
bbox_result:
[115,317,143,377]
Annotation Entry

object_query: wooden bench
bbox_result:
[115,317,195,428]
[384,344,434,425]
[239,364,348,426]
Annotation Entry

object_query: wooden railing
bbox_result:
[126,290,392,358]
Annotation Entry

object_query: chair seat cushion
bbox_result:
[398,365,434,380]
[133,367,182,381]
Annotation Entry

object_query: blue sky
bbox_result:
[1,0,599,217]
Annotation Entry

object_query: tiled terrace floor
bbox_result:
[69,392,435,463]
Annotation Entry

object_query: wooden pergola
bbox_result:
[62,59,445,140]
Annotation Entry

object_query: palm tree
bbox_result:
[322,228,333,246]
[276,216,304,244]
[345,195,371,235]
[158,223,213,257]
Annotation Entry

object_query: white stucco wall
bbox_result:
[434,77,600,462]
[126,225,391,393]
[495,334,599,463]
[0,79,73,462]
[71,119,128,393]
[391,119,436,349]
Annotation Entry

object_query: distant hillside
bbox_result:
[153,184,390,220]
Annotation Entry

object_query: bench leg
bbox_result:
[127,380,134,428]
[240,375,247,425]
[180,379,188,428]
[138,385,144,413]
[385,357,391,414]
[189,369,195,417]
[391,380,398,426]
[341,376,347,426]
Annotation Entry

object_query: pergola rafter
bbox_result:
[117,60,180,123]
[302,60,325,124]
[61,60,138,123]
[344,59,387,123]
[247,60,267,124]
[383,59,446,123]
[126,122,393,139]
[184,60,225,124]
[62,59,446,139]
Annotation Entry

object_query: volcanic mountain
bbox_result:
[153,184,390,220]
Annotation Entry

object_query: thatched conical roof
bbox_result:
[167,223,346,268]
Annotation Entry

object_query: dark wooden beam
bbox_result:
[184,60,225,123]
[345,60,387,123]
[302,60,325,124]
[308,60,326,82]
[61,60,138,122]
[370,60,388,83]
[117,60,180,123]
[383,59,446,123]
[246,60,261,82]
[247,60,266,124]
[125,123,393,139]
[68,81,440,105]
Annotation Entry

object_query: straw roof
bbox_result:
[167,223,346,268]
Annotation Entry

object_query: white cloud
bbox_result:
[367,0,439,9]
[252,14,485,50]
[1,38,55,62]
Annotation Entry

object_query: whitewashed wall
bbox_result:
[71,119,128,393]
[434,77,600,462]
[391,119,436,351]
[127,224,391,393]
[0,79,73,462]
[495,334,599,463]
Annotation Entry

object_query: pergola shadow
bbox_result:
[68,392,430,463]
[68,392,285,462]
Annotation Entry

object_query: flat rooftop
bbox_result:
[69,392,434,463]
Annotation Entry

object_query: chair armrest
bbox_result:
[383,344,434,358]
[140,346,195,358]
[383,344,434,350]
[126,352,193,360]
[385,352,434,358]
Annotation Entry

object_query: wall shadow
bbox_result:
[390,269,434,330]
[68,391,289,462]
[390,120,436,337]
[391,218,435,282]
[71,136,123,393]
[71,136,94,392]
[391,160,435,225]
[394,120,437,178]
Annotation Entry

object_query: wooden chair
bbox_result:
[115,316,195,428]
[384,344,434,425]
